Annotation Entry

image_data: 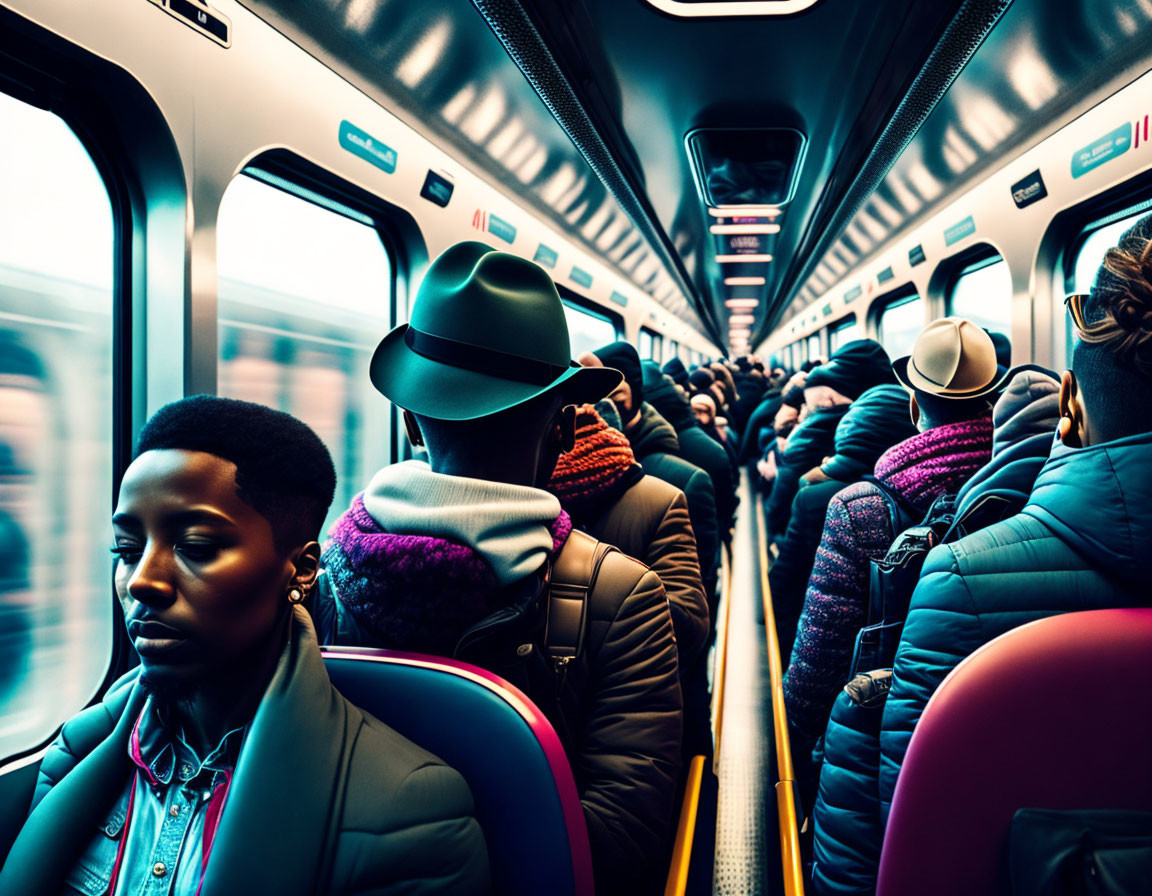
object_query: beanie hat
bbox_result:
[991,367,1060,457]
[689,367,716,395]
[662,356,690,389]
[641,362,696,432]
[594,341,644,407]
[547,405,644,513]
[803,339,896,400]
[821,384,917,482]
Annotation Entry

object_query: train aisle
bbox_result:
[712,473,784,895]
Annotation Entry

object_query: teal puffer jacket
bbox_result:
[879,431,1152,822]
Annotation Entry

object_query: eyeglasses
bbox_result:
[1064,293,1090,334]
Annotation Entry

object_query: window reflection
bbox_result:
[0,90,115,761]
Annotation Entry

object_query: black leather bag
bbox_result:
[1010,808,1152,895]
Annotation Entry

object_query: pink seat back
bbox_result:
[877,608,1152,896]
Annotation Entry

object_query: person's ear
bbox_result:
[289,541,321,598]
[909,394,921,429]
[402,409,424,447]
[559,405,576,453]
[1058,370,1085,447]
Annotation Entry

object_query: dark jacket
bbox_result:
[879,432,1152,818]
[575,473,709,664]
[766,405,849,541]
[738,390,783,464]
[315,503,682,896]
[782,415,994,740]
[626,402,720,598]
[643,365,738,544]
[0,609,491,896]
[769,386,917,655]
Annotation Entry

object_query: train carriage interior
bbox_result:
[3,0,1152,892]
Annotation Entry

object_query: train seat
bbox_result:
[876,608,1152,896]
[321,646,594,896]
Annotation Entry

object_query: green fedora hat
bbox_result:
[370,241,623,420]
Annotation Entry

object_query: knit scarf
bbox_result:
[548,405,644,519]
[874,414,994,510]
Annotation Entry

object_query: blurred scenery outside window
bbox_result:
[0,90,115,760]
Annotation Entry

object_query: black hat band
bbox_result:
[404,326,570,387]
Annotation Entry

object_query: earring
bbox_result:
[288,587,305,605]
[1058,417,1072,440]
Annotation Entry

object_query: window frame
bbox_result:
[827,313,858,353]
[943,246,1011,333]
[872,286,925,359]
[639,325,663,362]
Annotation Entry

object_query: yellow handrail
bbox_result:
[756,494,806,896]
[663,754,707,896]
[711,542,734,772]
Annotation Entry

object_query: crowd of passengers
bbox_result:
[4,213,1152,895]
[0,240,753,896]
[755,214,1152,894]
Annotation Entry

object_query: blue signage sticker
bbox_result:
[1071,123,1132,179]
[909,244,926,267]
[534,244,558,269]
[844,284,863,303]
[944,215,976,247]
[877,266,894,284]
[487,213,516,244]
[339,121,397,174]
[570,266,593,288]
[822,302,833,317]
[609,290,629,307]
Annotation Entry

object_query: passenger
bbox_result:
[765,340,896,541]
[805,368,1058,896]
[782,322,997,742]
[0,396,490,895]
[729,357,767,435]
[709,362,739,415]
[876,217,1152,833]
[737,370,787,465]
[547,402,708,665]
[547,401,713,763]
[662,356,691,390]
[642,362,737,557]
[315,244,682,896]
[688,366,726,411]
[768,384,916,664]
[585,342,720,622]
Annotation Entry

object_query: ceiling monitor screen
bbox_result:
[686,127,806,208]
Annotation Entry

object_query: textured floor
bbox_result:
[712,476,781,895]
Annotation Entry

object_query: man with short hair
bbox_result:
[315,242,683,896]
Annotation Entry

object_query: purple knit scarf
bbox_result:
[321,495,573,656]
[874,415,994,509]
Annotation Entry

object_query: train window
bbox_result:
[216,173,394,537]
[877,292,925,360]
[807,333,822,361]
[669,339,679,364]
[827,314,860,353]
[947,255,1012,336]
[638,327,663,362]
[0,90,115,761]
[561,299,618,357]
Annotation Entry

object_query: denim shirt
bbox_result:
[62,697,245,896]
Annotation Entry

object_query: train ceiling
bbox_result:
[237,0,1152,355]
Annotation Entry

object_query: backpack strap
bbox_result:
[543,530,615,673]
[861,475,919,537]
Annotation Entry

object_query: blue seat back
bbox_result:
[322,647,594,896]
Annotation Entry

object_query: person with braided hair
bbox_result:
[820,212,1152,894]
